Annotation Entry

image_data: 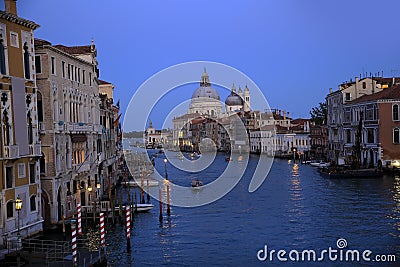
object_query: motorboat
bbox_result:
[123,179,159,187]
[225,156,232,162]
[115,203,155,213]
[310,161,330,168]
[191,179,203,187]
[135,203,155,212]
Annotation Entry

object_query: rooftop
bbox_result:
[348,84,400,104]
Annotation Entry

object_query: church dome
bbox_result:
[225,92,243,106]
[191,68,220,101]
[192,86,220,100]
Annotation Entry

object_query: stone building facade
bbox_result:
[35,38,102,225]
[0,0,42,246]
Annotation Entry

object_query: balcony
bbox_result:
[3,144,19,159]
[93,124,103,134]
[73,122,92,132]
[66,122,74,132]
[29,143,42,156]
[73,162,90,173]
[55,121,65,132]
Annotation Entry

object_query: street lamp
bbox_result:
[15,196,22,267]
[163,158,168,180]
[15,196,22,235]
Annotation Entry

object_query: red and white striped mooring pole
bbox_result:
[126,205,131,252]
[77,203,82,235]
[71,220,78,266]
[100,212,105,249]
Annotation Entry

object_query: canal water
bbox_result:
[105,152,400,266]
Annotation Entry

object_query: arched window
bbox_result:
[30,195,36,211]
[393,104,399,121]
[394,128,400,144]
[2,109,10,145]
[23,42,30,79]
[6,201,14,218]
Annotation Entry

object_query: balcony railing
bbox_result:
[73,162,90,173]
[93,124,103,134]
[3,144,19,159]
[29,143,42,156]
[55,121,65,132]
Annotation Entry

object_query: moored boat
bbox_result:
[191,179,203,187]
[115,203,155,213]
[123,179,159,187]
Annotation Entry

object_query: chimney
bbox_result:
[283,111,286,120]
[5,0,17,15]
[329,88,333,93]
[393,77,396,86]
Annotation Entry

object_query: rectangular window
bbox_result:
[346,129,351,143]
[71,65,74,80]
[68,64,71,79]
[82,70,86,84]
[51,57,55,75]
[89,72,92,86]
[6,202,14,218]
[10,32,19,48]
[62,61,65,78]
[75,66,77,81]
[5,166,13,188]
[35,55,41,74]
[29,163,35,183]
[18,163,26,178]
[30,195,36,211]
[367,129,374,143]
[345,93,351,101]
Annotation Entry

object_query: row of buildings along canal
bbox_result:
[0,0,123,249]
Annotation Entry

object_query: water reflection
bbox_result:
[102,157,400,266]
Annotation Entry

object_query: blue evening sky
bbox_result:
[9,0,400,130]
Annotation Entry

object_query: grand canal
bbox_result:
[104,151,400,266]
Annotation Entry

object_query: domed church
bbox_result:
[188,68,223,117]
[187,69,251,118]
[225,83,251,114]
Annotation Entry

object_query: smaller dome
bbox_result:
[225,92,243,106]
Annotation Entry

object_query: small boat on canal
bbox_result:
[191,179,203,188]
[123,179,159,187]
[115,203,155,213]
